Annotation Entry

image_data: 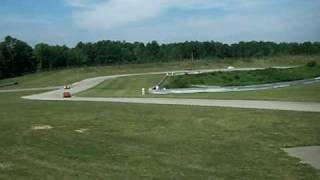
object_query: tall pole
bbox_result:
[191,51,194,62]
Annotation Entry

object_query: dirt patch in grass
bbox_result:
[74,128,89,133]
[0,162,12,169]
[32,125,53,130]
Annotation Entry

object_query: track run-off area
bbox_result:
[1,67,320,113]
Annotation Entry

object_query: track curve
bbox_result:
[16,67,320,113]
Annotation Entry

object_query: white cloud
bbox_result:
[3,0,313,45]
[66,0,268,30]
[86,0,320,43]
[0,15,53,25]
[65,0,96,8]
[71,0,169,29]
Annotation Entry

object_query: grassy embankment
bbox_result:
[0,91,320,179]
[161,64,320,88]
[0,55,319,89]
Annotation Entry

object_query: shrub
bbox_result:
[306,61,317,67]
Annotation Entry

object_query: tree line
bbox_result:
[1,35,320,79]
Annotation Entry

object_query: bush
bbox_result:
[306,61,317,67]
[234,75,240,80]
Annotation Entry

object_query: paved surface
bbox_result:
[17,67,320,113]
[283,146,320,169]
[25,97,320,113]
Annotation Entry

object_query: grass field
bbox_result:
[161,64,320,88]
[1,56,320,179]
[78,74,165,97]
[1,55,319,89]
[0,92,320,179]
[78,73,320,102]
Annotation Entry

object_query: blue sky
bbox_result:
[0,0,319,46]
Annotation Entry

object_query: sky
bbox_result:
[0,0,319,46]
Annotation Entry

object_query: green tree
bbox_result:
[145,41,160,62]
[34,43,51,70]
[1,36,35,77]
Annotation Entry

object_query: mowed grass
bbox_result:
[0,55,319,89]
[79,74,165,97]
[78,73,320,102]
[0,92,320,179]
[161,65,320,88]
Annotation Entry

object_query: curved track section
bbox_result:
[18,67,320,113]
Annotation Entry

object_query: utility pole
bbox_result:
[191,51,194,62]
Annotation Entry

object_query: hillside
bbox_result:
[1,55,319,89]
